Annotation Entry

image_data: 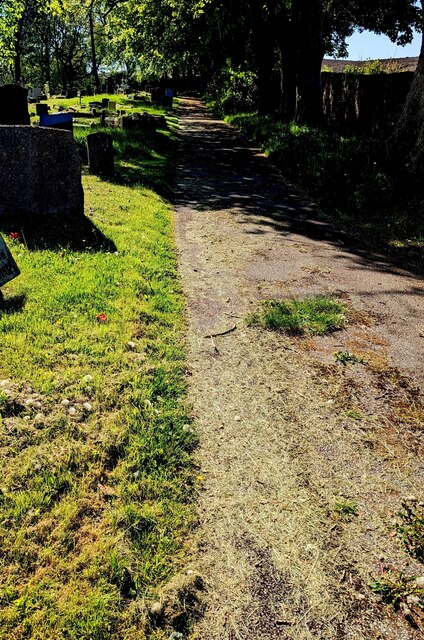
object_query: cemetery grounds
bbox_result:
[0,95,197,639]
[0,94,424,640]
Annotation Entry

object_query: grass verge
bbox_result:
[246,296,346,336]
[226,113,424,272]
[0,96,197,639]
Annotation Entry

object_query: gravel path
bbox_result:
[175,98,424,640]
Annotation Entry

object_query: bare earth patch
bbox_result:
[175,99,424,639]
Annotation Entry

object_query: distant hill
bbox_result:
[322,57,418,73]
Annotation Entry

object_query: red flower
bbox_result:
[96,313,108,322]
[9,232,21,240]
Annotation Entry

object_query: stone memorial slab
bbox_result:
[0,235,20,287]
[0,85,30,125]
[0,125,84,218]
[86,132,114,176]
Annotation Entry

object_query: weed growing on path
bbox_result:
[396,498,424,563]
[247,296,346,336]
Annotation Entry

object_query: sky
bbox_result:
[337,29,422,60]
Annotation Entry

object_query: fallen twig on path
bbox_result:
[203,324,237,338]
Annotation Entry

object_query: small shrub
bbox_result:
[247,296,346,336]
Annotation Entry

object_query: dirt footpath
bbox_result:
[175,98,424,640]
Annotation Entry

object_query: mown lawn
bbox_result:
[0,97,197,639]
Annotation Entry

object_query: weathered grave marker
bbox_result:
[0,126,84,218]
[36,103,49,116]
[86,132,114,176]
[0,235,20,288]
[0,85,30,125]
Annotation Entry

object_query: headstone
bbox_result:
[66,89,77,99]
[102,98,109,109]
[0,126,84,218]
[0,235,20,287]
[86,132,114,176]
[40,112,73,132]
[162,95,173,108]
[108,100,116,112]
[31,87,42,99]
[36,103,49,116]
[0,85,30,125]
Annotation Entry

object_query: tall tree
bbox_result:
[390,1,424,173]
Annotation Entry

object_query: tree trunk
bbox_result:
[254,5,280,115]
[292,0,324,126]
[277,11,296,122]
[389,7,424,174]
[89,7,101,93]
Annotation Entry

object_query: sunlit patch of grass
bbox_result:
[247,296,346,336]
[0,97,194,639]
[333,498,358,520]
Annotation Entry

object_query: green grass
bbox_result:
[247,296,346,336]
[0,97,196,639]
[333,498,358,520]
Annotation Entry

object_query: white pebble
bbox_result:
[68,407,77,416]
[182,425,190,432]
[34,413,44,422]
[127,341,136,350]
[114,251,119,256]
[61,399,70,407]
[83,375,93,383]
[83,402,92,412]
[33,401,42,409]
[234,415,241,422]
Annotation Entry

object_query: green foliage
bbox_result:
[247,296,346,336]
[396,498,424,562]
[333,498,358,519]
[334,351,368,366]
[370,571,424,610]
[343,59,384,75]
[206,65,258,116]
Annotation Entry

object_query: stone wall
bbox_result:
[321,72,414,136]
[0,126,84,218]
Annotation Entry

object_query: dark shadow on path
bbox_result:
[176,100,423,278]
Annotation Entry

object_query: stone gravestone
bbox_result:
[0,85,30,125]
[86,132,114,176]
[0,126,84,218]
[36,103,49,116]
[0,235,20,288]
